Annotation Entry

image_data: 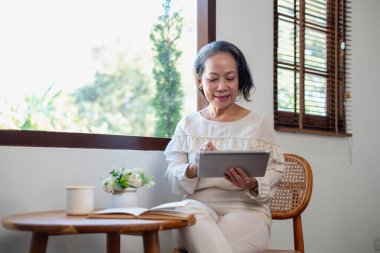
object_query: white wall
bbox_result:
[1,1,380,253]
[217,0,380,252]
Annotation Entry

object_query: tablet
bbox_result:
[197,151,270,178]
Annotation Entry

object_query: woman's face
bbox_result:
[197,53,239,111]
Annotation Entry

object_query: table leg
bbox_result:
[107,233,120,253]
[29,232,48,253]
[142,231,160,253]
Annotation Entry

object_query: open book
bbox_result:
[87,200,194,221]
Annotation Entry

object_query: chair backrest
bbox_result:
[268,153,313,253]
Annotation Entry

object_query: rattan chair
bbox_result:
[172,153,313,253]
[265,153,313,253]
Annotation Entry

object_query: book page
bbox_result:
[151,199,192,210]
[88,199,194,220]
[92,207,149,217]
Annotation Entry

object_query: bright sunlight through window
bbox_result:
[0,0,197,138]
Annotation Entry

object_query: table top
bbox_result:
[2,210,196,235]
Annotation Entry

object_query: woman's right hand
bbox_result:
[186,162,198,179]
[186,141,216,179]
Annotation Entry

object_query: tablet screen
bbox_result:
[197,151,270,178]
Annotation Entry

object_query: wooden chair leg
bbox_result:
[293,215,304,253]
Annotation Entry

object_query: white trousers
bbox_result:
[174,200,270,253]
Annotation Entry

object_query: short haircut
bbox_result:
[194,40,254,101]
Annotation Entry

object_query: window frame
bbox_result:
[0,0,216,150]
[273,0,351,137]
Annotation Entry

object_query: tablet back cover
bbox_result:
[198,151,269,178]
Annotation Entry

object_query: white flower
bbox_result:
[101,166,155,194]
[127,172,143,188]
[102,177,116,193]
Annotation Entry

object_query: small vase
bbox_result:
[110,188,138,208]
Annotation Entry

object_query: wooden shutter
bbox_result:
[274,0,351,136]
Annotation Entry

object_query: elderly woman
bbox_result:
[164,40,284,253]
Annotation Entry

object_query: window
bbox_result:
[274,0,351,136]
[0,0,216,150]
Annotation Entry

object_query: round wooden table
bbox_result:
[2,210,196,253]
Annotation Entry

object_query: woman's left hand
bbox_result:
[224,168,258,190]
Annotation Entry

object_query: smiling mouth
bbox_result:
[215,95,230,99]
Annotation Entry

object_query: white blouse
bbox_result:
[164,111,284,227]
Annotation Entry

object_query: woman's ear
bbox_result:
[196,74,202,90]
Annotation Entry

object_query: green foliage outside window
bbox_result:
[74,45,154,136]
[150,0,184,138]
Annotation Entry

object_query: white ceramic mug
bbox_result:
[65,186,94,215]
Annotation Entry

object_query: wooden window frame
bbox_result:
[274,0,351,137]
[0,0,216,150]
